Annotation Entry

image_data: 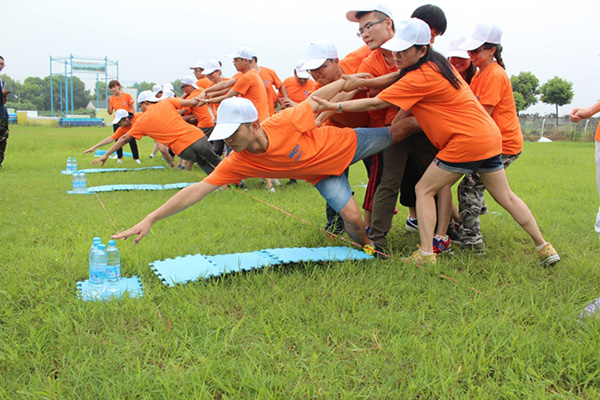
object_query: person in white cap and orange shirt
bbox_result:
[152,84,163,98]
[570,101,600,239]
[279,60,316,109]
[190,61,212,89]
[91,90,221,176]
[249,51,289,116]
[311,18,559,266]
[455,23,524,254]
[111,79,411,251]
[179,76,215,135]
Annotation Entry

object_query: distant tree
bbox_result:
[171,79,183,97]
[133,81,156,93]
[511,71,539,114]
[540,76,574,127]
[0,74,22,104]
[93,81,108,100]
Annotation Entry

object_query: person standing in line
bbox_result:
[570,101,600,239]
[0,56,9,169]
[279,61,316,109]
[190,61,212,89]
[456,24,524,254]
[107,80,141,164]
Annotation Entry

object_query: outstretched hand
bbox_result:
[112,219,153,245]
[311,96,336,113]
[83,147,95,154]
[91,155,107,166]
[342,73,372,92]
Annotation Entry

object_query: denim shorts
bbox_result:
[434,154,503,174]
[315,127,392,212]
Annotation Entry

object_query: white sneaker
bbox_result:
[109,154,118,159]
[272,179,281,185]
[135,159,141,164]
[266,186,276,193]
[117,159,123,164]
[149,154,154,159]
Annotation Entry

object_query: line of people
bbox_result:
[100,2,561,267]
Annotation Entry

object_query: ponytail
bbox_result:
[398,45,462,90]
[484,43,506,69]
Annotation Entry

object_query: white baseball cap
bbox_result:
[161,89,175,99]
[226,46,254,60]
[112,109,130,125]
[180,75,199,89]
[447,36,469,59]
[152,84,163,94]
[203,59,222,75]
[209,97,259,142]
[137,90,159,104]
[381,18,431,52]
[162,83,174,92]
[294,60,310,79]
[300,41,338,71]
[346,2,393,22]
[460,24,503,51]
[189,60,206,70]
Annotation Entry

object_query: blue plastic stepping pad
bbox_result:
[94,149,133,157]
[77,276,144,301]
[67,182,194,194]
[149,247,373,286]
[61,166,165,174]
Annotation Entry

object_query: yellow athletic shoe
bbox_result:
[537,242,560,266]
[363,244,375,256]
[403,248,437,264]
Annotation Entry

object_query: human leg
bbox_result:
[457,173,486,246]
[596,140,600,237]
[0,118,8,167]
[128,138,140,162]
[179,137,222,175]
[414,163,462,253]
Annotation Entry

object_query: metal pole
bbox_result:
[59,73,63,116]
[70,55,74,114]
[50,57,54,117]
[64,61,69,117]
[104,57,108,109]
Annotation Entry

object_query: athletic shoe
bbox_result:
[117,159,123,164]
[271,179,281,186]
[405,215,419,232]
[109,154,118,159]
[363,244,375,256]
[266,186,276,193]
[433,234,452,254]
[149,154,154,159]
[403,248,437,264]
[538,242,560,266]
[460,242,486,256]
[135,159,141,164]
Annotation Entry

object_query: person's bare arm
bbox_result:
[83,136,117,154]
[90,134,132,166]
[111,181,220,244]
[342,71,401,92]
[570,101,600,122]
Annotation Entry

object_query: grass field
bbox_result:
[1,125,600,399]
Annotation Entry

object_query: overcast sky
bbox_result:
[2,0,599,115]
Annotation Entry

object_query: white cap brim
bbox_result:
[447,49,469,59]
[295,69,310,79]
[459,38,485,51]
[300,58,327,71]
[203,67,220,75]
[381,37,413,52]
[208,122,242,141]
[112,116,126,125]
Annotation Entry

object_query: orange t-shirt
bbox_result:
[196,77,212,89]
[185,88,214,128]
[258,66,283,116]
[282,76,316,104]
[358,48,399,127]
[470,62,523,155]
[377,62,502,163]
[596,123,600,142]
[340,45,372,74]
[203,102,357,186]
[127,98,204,155]
[109,92,134,112]
[111,113,141,140]
[233,69,270,122]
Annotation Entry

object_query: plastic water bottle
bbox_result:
[79,172,87,193]
[106,240,121,293]
[66,157,72,173]
[72,157,78,173]
[72,172,78,192]
[90,243,107,297]
[89,237,101,271]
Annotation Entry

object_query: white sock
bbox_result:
[535,242,548,251]
[420,249,435,256]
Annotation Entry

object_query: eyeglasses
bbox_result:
[308,60,333,75]
[467,45,493,56]
[357,18,388,37]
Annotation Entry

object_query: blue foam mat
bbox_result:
[68,182,194,194]
[62,166,165,174]
[95,149,133,157]
[150,247,373,287]
[77,276,144,301]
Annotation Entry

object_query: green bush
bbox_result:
[5,101,38,111]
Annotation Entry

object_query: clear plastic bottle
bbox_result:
[89,237,101,271]
[66,157,72,173]
[106,240,121,293]
[72,172,79,192]
[79,172,87,194]
[72,157,78,173]
[90,243,107,297]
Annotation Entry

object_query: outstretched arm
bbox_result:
[570,101,600,122]
[91,134,132,166]
[111,181,220,244]
[311,94,390,114]
[83,136,117,154]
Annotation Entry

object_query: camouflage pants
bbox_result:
[458,153,520,245]
[0,118,8,167]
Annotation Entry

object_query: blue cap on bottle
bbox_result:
[98,244,106,250]
[108,240,116,246]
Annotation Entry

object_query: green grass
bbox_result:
[1,125,600,399]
